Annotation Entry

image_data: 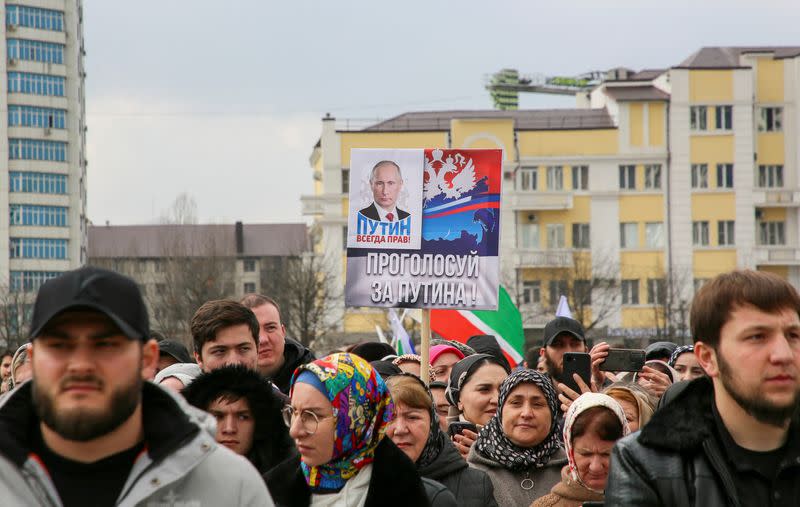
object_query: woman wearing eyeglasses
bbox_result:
[265,353,457,507]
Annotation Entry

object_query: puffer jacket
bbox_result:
[468,445,567,507]
[606,376,800,506]
[0,381,273,506]
[418,438,497,507]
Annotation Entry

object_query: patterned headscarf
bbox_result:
[668,344,694,367]
[388,373,446,469]
[290,353,394,493]
[474,369,561,471]
[562,393,629,493]
[392,354,435,383]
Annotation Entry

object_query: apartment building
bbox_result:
[303,46,800,341]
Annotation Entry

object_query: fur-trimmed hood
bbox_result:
[182,365,295,474]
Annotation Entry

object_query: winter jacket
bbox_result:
[265,437,437,507]
[418,438,498,507]
[467,445,567,507]
[605,376,800,506]
[272,337,316,394]
[0,381,273,506]
[530,465,604,507]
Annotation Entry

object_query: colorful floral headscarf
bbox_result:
[474,369,561,471]
[290,353,394,493]
[562,392,629,493]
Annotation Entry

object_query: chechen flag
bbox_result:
[430,286,525,367]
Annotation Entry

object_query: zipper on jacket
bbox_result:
[702,439,741,507]
[681,453,696,507]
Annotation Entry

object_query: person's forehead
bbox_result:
[374,163,401,180]
[726,304,800,329]
[210,396,250,412]
[252,303,280,324]
[433,352,461,365]
[508,382,545,399]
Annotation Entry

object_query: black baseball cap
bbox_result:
[29,266,149,341]
[158,339,193,363]
[542,316,585,347]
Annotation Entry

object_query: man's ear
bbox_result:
[194,351,204,370]
[141,339,159,379]
[694,341,718,378]
[539,347,545,358]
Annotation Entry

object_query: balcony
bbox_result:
[753,246,800,266]
[752,188,800,207]
[515,249,574,268]
[300,195,325,215]
[508,191,573,211]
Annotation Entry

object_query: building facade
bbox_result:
[1,1,87,294]
[303,46,800,342]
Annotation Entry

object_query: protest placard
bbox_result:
[346,148,502,310]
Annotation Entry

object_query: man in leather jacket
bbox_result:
[606,270,800,506]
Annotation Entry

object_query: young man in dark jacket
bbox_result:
[241,294,315,394]
[606,270,800,506]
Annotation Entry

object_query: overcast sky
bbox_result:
[84,0,799,226]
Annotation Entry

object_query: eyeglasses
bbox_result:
[281,406,336,435]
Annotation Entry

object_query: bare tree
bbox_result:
[0,284,33,351]
[260,252,341,348]
[651,264,693,344]
[159,192,198,225]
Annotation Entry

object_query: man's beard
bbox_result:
[33,372,142,442]
[718,350,800,428]
[544,350,562,382]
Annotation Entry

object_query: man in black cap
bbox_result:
[539,316,588,385]
[644,340,678,363]
[0,266,273,506]
[156,338,194,374]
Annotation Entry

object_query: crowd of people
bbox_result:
[0,265,798,506]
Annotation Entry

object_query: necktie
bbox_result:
[386,212,394,222]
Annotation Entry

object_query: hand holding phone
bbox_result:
[447,421,478,439]
[562,352,592,394]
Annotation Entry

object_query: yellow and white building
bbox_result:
[303,46,800,340]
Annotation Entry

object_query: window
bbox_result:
[244,282,256,293]
[547,224,565,249]
[546,166,563,190]
[549,280,568,306]
[620,222,638,249]
[7,39,65,64]
[243,259,256,272]
[644,165,661,190]
[9,172,67,194]
[619,165,636,190]
[519,223,539,249]
[758,107,783,132]
[691,164,708,189]
[715,106,732,130]
[9,204,68,226]
[9,271,61,292]
[9,238,68,259]
[518,167,538,191]
[8,139,67,161]
[574,280,592,305]
[572,223,590,249]
[759,221,785,245]
[341,169,349,194]
[692,221,710,246]
[154,260,165,273]
[571,165,588,190]
[645,222,664,248]
[6,5,65,31]
[690,106,707,131]
[647,279,666,305]
[522,281,541,304]
[716,164,733,188]
[718,220,735,246]
[758,165,784,188]
[7,72,65,97]
[8,106,66,129]
[621,279,639,305]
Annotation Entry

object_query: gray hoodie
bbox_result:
[0,381,274,506]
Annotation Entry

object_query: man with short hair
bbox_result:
[358,160,409,222]
[607,270,800,506]
[240,294,315,394]
[191,299,260,373]
[0,266,273,506]
[156,338,193,374]
[539,316,588,384]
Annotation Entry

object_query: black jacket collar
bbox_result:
[0,382,199,466]
[418,438,466,480]
[639,377,716,452]
[272,338,315,394]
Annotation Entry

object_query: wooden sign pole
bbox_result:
[420,309,431,385]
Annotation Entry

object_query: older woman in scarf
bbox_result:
[386,374,497,507]
[531,393,629,507]
[265,353,454,507]
[602,382,655,433]
[467,369,568,507]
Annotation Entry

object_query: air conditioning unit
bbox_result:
[7,23,17,32]
[8,58,17,67]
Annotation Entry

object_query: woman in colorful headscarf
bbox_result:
[531,392,628,507]
[668,344,705,381]
[264,353,453,507]
[386,374,498,507]
[467,369,568,507]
